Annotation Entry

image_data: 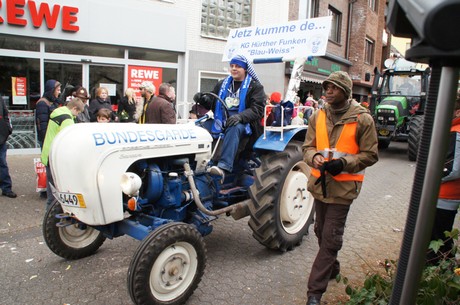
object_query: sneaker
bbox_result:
[208,166,225,177]
[306,296,321,305]
[2,191,17,198]
[208,166,225,183]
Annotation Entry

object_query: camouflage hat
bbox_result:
[322,71,352,98]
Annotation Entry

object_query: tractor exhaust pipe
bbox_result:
[183,163,249,219]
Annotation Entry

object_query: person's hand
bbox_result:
[325,159,344,176]
[226,114,242,127]
[312,154,325,169]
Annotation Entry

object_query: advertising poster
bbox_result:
[127,65,163,100]
[12,77,27,105]
[223,16,332,62]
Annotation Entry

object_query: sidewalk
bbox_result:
[0,145,418,304]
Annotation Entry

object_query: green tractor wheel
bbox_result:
[408,115,424,161]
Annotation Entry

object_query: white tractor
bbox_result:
[43,97,314,304]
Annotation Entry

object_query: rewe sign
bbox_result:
[0,0,79,32]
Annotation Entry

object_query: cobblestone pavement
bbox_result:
[0,142,421,305]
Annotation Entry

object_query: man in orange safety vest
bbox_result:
[302,71,379,305]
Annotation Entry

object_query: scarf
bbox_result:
[212,75,252,136]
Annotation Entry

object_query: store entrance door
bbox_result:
[89,65,124,109]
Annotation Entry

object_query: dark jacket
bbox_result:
[117,96,137,122]
[88,97,116,122]
[212,78,266,145]
[76,104,91,123]
[35,80,60,146]
[145,95,176,124]
[0,99,12,145]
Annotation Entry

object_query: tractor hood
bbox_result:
[49,123,213,225]
[376,96,410,117]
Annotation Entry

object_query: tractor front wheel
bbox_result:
[378,139,391,149]
[408,115,424,161]
[127,222,206,305]
[43,200,106,260]
[248,141,315,252]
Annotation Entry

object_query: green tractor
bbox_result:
[370,58,431,160]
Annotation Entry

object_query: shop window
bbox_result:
[299,0,319,19]
[129,48,179,63]
[328,6,342,44]
[201,0,252,39]
[0,56,40,149]
[368,0,378,12]
[365,38,375,65]
[0,57,40,110]
[199,71,227,93]
[45,40,124,58]
[200,78,219,93]
[0,34,40,51]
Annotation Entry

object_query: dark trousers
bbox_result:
[0,142,12,192]
[427,208,458,264]
[45,164,55,207]
[307,199,350,299]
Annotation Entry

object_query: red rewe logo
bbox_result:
[0,0,79,32]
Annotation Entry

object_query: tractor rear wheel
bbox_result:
[43,200,106,260]
[408,115,424,161]
[248,141,315,252]
[127,222,206,305]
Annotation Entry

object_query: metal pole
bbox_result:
[400,66,459,304]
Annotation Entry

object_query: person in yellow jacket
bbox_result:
[427,93,460,264]
[41,97,84,208]
[302,71,378,305]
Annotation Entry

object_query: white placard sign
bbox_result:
[100,83,117,96]
[223,16,332,62]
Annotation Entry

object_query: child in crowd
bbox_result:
[96,108,112,123]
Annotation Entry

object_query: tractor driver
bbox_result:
[398,77,415,95]
[207,55,266,179]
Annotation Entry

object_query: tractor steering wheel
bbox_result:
[197,92,230,133]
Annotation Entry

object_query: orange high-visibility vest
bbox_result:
[438,123,460,199]
[311,110,364,182]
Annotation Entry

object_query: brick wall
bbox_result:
[349,0,386,89]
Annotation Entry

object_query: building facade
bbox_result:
[289,0,387,103]
[1,0,386,152]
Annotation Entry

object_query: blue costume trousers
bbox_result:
[217,123,248,173]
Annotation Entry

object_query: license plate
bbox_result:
[57,192,86,208]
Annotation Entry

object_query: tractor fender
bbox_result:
[253,127,307,152]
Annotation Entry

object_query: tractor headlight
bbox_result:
[120,172,142,196]
[377,116,384,121]
[388,117,395,121]
[390,110,395,114]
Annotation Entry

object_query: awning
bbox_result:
[300,73,326,84]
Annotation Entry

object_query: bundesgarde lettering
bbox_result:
[92,129,197,146]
